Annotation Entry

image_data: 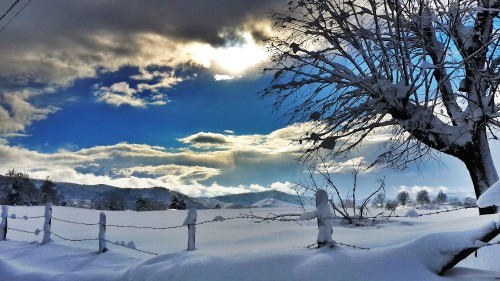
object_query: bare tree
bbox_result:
[372,192,386,208]
[296,155,386,224]
[263,0,500,214]
[416,189,431,205]
[397,190,410,206]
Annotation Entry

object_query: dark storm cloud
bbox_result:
[0,0,284,136]
[0,0,285,87]
[2,0,283,46]
[183,133,229,145]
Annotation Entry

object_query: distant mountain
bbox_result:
[55,183,206,209]
[251,198,299,208]
[208,190,312,208]
[0,175,204,209]
[0,175,311,209]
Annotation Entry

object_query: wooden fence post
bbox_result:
[0,206,8,240]
[98,212,107,254]
[182,208,197,251]
[315,189,334,248]
[41,202,52,244]
[298,189,334,248]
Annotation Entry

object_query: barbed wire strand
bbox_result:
[2,215,45,220]
[7,227,38,234]
[299,206,477,221]
[52,217,99,226]
[106,215,250,230]
[106,223,184,230]
[105,239,159,256]
[50,232,159,255]
[306,241,370,250]
[50,231,98,242]
[4,206,492,258]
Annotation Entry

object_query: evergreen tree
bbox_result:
[435,190,448,205]
[40,176,60,205]
[5,170,39,205]
[169,195,186,210]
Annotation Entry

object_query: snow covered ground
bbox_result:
[0,206,499,280]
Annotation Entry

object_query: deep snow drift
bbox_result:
[0,206,498,281]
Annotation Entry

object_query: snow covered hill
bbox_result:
[251,198,299,208]
[209,190,312,207]
[0,176,307,210]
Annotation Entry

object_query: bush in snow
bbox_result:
[462,197,477,208]
[385,200,398,211]
[296,159,385,225]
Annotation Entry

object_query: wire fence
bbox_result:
[1,204,498,256]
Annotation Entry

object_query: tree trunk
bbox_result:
[457,126,499,215]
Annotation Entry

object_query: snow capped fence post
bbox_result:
[299,189,334,248]
[98,212,107,254]
[42,202,52,244]
[0,206,8,240]
[183,208,197,251]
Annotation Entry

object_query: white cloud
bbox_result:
[0,124,307,196]
[93,72,180,108]
[314,157,376,175]
[214,74,235,81]
[270,181,297,194]
[136,70,184,92]
[188,31,269,75]
[179,125,306,155]
[95,91,147,108]
[0,90,60,136]
[1,121,497,199]
[0,3,278,132]
[398,185,449,196]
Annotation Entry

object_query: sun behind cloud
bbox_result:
[188,32,269,77]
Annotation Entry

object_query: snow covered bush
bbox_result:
[385,200,398,211]
[296,159,386,225]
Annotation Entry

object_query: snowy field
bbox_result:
[0,205,499,281]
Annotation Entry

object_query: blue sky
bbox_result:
[0,0,498,199]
